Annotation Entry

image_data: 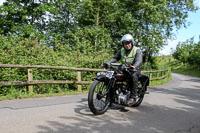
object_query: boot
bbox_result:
[127,95,137,105]
[127,91,137,105]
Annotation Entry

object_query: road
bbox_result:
[0,73,200,133]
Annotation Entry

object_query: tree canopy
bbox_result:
[0,0,198,62]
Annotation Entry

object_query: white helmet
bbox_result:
[121,34,135,46]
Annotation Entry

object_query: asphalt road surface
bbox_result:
[0,73,200,133]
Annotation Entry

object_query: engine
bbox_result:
[117,91,130,105]
[115,80,131,105]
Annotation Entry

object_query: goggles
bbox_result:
[123,41,132,45]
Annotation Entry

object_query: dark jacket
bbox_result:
[106,47,143,70]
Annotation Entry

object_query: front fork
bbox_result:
[103,78,115,106]
[96,78,115,100]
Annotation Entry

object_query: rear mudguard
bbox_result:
[139,74,149,86]
[138,74,149,91]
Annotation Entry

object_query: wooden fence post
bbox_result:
[157,72,159,78]
[150,72,152,81]
[169,67,171,77]
[28,69,33,93]
[77,71,82,91]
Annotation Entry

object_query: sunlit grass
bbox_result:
[150,75,172,86]
[155,56,200,78]
[172,66,200,77]
[0,88,90,101]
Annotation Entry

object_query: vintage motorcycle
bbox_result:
[88,63,149,115]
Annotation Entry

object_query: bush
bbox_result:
[0,35,113,96]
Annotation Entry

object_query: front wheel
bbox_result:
[88,80,110,115]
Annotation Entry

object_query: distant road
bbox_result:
[0,73,200,133]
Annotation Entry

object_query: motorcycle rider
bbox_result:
[102,34,143,103]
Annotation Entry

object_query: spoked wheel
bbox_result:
[88,80,110,115]
[131,93,144,107]
[131,86,145,107]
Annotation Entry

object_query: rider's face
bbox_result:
[123,41,132,50]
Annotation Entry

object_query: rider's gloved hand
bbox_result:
[101,62,109,69]
[129,64,136,69]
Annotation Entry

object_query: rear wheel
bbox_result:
[131,86,145,107]
[131,94,144,107]
[88,80,110,115]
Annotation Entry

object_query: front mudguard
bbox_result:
[94,75,108,82]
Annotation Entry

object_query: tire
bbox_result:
[88,80,110,115]
[131,94,144,107]
[131,83,147,107]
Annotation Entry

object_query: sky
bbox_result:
[160,0,200,55]
[0,0,200,55]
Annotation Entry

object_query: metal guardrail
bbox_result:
[0,64,170,93]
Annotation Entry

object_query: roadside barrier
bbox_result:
[0,64,170,93]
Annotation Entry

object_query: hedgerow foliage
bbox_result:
[172,38,200,69]
[0,35,113,96]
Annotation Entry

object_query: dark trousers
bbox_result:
[130,70,140,96]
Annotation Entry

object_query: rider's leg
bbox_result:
[130,71,140,98]
[128,71,139,104]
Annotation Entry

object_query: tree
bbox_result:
[173,37,200,69]
[0,0,198,61]
[75,0,198,61]
[120,0,197,62]
[45,0,78,46]
[0,0,52,38]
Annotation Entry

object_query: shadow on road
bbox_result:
[183,79,200,83]
[36,74,200,133]
[36,96,200,133]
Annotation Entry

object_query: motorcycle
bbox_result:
[88,63,149,115]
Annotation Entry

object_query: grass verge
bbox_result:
[149,75,172,86]
[0,89,90,101]
[172,66,200,78]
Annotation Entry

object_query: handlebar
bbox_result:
[103,63,137,72]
